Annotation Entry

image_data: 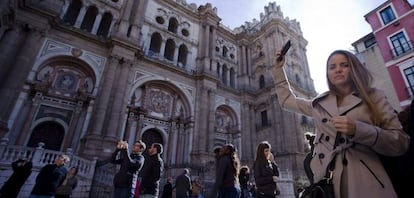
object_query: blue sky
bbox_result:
[186,0,384,93]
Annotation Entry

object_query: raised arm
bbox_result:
[272,51,313,116]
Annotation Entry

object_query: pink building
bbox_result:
[364,0,414,108]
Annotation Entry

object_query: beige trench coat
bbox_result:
[273,67,410,198]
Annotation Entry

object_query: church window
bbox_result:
[222,64,228,85]
[63,0,82,26]
[168,17,178,33]
[261,110,269,126]
[164,39,176,61]
[80,6,98,32]
[259,75,265,89]
[178,44,188,67]
[230,68,236,88]
[222,46,228,57]
[97,12,113,37]
[149,32,162,54]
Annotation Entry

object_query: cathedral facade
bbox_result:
[0,0,316,196]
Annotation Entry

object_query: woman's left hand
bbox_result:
[330,116,356,136]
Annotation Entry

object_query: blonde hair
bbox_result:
[326,50,381,125]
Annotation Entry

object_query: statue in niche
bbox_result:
[37,66,54,81]
[215,110,231,130]
[35,66,55,90]
[133,88,143,106]
[77,77,93,100]
[83,77,93,93]
[216,115,224,127]
[174,99,184,117]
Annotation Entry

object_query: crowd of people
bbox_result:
[0,47,413,198]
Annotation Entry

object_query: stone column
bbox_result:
[173,46,179,64]
[0,27,44,128]
[5,86,30,140]
[0,25,26,87]
[136,115,144,139]
[16,93,42,145]
[74,6,87,28]
[88,56,120,136]
[227,70,231,86]
[171,122,178,164]
[107,20,116,37]
[204,25,210,57]
[80,100,94,138]
[177,125,184,163]
[240,45,246,74]
[91,12,103,34]
[210,26,216,59]
[105,60,131,139]
[65,102,83,149]
[209,26,217,72]
[115,0,133,37]
[246,47,252,76]
[59,0,71,19]
[184,122,194,164]
[125,113,138,143]
[159,39,166,58]
[207,89,216,152]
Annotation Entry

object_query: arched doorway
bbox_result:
[27,121,65,151]
[141,129,163,157]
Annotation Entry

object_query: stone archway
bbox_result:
[141,128,164,157]
[27,121,65,151]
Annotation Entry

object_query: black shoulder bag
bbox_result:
[300,133,341,198]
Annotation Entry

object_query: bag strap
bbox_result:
[325,132,341,183]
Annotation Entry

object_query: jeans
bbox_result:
[241,188,251,198]
[113,187,134,198]
[140,194,158,198]
[218,185,241,198]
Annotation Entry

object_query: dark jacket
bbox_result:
[215,155,238,189]
[161,182,173,198]
[31,164,67,196]
[175,173,192,197]
[0,159,32,197]
[239,172,250,189]
[253,159,279,196]
[111,149,144,189]
[139,154,163,196]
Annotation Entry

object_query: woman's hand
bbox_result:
[274,50,286,69]
[330,116,356,136]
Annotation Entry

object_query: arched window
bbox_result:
[63,0,82,25]
[222,64,228,85]
[164,39,175,61]
[80,6,98,32]
[259,75,265,89]
[230,68,236,88]
[222,46,228,57]
[149,32,162,54]
[216,63,221,77]
[97,12,113,37]
[27,121,65,151]
[168,17,178,33]
[177,44,188,67]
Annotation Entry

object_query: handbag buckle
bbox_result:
[326,170,333,184]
